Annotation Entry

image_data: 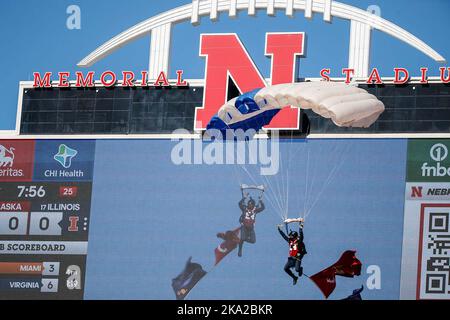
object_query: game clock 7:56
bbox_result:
[17,185,46,198]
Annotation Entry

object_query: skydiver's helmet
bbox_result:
[247,198,256,209]
[289,231,298,241]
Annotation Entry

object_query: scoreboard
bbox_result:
[0,140,95,299]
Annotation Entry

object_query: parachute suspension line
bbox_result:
[267,153,286,220]
[294,140,306,221]
[304,139,325,218]
[249,136,285,221]
[304,142,350,218]
[285,127,295,220]
[235,137,284,220]
[303,140,332,219]
[272,137,286,218]
[303,140,311,220]
[220,124,271,215]
[285,168,290,221]
[279,142,288,220]
[244,137,285,219]
[305,141,346,217]
[230,145,243,187]
[304,138,335,219]
[261,174,286,221]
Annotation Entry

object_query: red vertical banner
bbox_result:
[264,33,304,129]
[0,140,35,182]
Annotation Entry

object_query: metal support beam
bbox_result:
[323,0,332,22]
[348,20,372,77]
[305,0,313,19]
[191,0,200,24]
[229,0,237,17]
[267,0,275,16]
[149,23,172,79]
[248,0,256,16]
[210,0,218,20]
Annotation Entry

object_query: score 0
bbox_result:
[0,212,63,236]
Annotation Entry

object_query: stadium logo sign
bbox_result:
[421,144,450,178]
[33,70,188,88]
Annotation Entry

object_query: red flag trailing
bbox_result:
[309,266,337,299]
[215,228,241,265]
[333,250,362,277]
[310,250,362,299]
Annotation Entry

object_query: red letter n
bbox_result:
[195,34,266,130]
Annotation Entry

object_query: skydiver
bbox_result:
[277,218,307,285]
[237,193,265,257]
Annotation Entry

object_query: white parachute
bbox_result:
[253,81,385,128]
[208,81,385,133]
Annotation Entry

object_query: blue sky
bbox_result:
[0,0,449,130]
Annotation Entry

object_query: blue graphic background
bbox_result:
[33,140,96,181]
[0,0,449,130]
[85,139,407,299]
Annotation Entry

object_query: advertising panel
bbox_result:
[0,140,95,299]
[401,140,450,300]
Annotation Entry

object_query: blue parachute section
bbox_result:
[206,88,281,136]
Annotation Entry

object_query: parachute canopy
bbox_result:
[207,82,385,133]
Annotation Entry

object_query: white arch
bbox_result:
[77,0,446,77]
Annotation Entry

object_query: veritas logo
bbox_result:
[421,144,450,177]
[0,145,16,167]
[0,141,35,182]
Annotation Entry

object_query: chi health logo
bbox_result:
[54,144,78,169]
[0,145,15,167]
[421,143,450,177]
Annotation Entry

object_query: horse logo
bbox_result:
[0,145,15,168]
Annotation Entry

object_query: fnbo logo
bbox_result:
[421,143,450,177]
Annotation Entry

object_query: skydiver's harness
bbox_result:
[283,218,306,260]
[242,208,257,227]
[289,238,301,257]
[240,185,265,228]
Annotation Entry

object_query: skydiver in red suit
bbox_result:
[237,194,265,257]
[278,219,307,285]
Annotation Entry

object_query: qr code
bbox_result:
[418,205,450,299]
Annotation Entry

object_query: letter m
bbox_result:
[411,186,422,198]
[33,72,52,88]
[195,33,303,130]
